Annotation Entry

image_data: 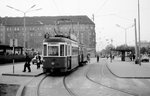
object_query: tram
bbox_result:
[42,34,87,73]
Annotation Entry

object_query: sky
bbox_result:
[0,0,150,51]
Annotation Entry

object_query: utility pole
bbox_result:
[7,5,42,51]
[92,14,94,22]
[138,0,141,65]
[134,18,138,63]
[116,24,134,46]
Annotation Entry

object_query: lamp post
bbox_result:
[137,0,141,65]
[116,24,134,46]
[7,5,42,51]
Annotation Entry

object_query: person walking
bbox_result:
[23,52,31,72]
[97,55,99,62]
[36,53,41,69]
[87,54,90,63]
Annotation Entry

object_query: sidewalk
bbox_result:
[2,63,43,77]
[106,57,150,78]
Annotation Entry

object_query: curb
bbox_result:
[15,73,44,96]
[105,60,150,79]
[2,72,44,77]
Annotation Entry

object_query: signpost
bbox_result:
[10,39,18,73]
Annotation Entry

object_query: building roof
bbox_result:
[0,15,94,26]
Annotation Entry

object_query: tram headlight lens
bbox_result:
[51,62,55,65]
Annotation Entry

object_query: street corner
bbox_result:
[106,60,150,79]
[2,68,44,77]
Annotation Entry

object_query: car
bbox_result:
[141,55,149,62]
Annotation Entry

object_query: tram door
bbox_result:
[67,44,71,69]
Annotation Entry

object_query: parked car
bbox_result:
[141,55,149,62]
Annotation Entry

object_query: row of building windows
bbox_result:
[7,32,43,38]
[4,25,94,32]
[6,27,47,31]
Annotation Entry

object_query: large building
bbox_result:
[0,15,96,56]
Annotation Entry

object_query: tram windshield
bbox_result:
[48,46,59,56]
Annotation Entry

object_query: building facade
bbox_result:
[0,15,96,56]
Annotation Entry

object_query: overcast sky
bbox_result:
[0,0,150,51]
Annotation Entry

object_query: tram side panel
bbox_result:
[79,46,88,65]
[71,45,79,69]
[70,55,79,69]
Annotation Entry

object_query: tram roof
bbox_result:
[44,37,77,43]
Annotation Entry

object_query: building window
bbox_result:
[7,28,9,31]
[38,33,42,36]
[8,33,10,37]
[14,27,16,31]
[32,27,35,30]
[90,26,94,29]
[46,27,48,30]
[9,28,11,31]
[17,27,19,31]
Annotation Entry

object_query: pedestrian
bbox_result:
[129,53,132,61]
[23,52,31,72]
[132,54,135,61]
[110,54,112,62]
[87,54,90,63]
[106,55,109,59]
[97,55,99,62]
[36,53,42,69]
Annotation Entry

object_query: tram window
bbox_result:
[65,45,67,56]
[44,45,47,56]
[68,45,70,56]
[72,46,78,56]
[48,46,58,56]
[60,45,64,56]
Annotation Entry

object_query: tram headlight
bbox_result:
[51,62,55,65]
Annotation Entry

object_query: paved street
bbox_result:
[1,58,150,96]
[106,57,150,78]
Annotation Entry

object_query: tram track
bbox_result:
[16,76,35,96]
[85,61,139,96]
[35,72,80,96]
[15,73,44,96]
[19,60,139,96]
[63,75,79,96]
[36,74,49,96]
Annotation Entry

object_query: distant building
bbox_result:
[138,41,150,48]
[0,15,96,56]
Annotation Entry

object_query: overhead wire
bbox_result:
[52,0,61,15]
[95,0,110,14]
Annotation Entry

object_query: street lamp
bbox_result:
[137,0,141,65]
[7,5,42,50]
[116,24,134,45]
